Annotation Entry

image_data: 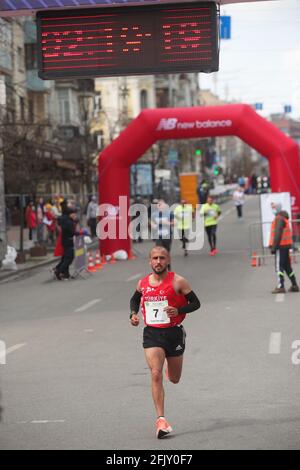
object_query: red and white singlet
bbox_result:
[140,272,187,328]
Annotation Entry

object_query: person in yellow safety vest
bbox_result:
[174,199,193,256]
[269,202,299,294]
[200,195,221,256]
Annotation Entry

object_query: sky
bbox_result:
[200,0,300,120]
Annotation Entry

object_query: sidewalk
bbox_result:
[0,223,103,281]
[0,249,57,282]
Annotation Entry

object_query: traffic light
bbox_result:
[195,149,202,156]
[213,165,219,175]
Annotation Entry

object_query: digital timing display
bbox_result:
[36,2,219,79]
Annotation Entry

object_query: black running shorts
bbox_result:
[143,325,186,357]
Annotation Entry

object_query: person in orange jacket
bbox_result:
[269,202,299,293]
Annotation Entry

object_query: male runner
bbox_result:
[129,246,200,439]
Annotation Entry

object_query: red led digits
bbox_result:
[37,2,218,79]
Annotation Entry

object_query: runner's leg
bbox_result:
[166,355,183,384]
[144,347,166,418]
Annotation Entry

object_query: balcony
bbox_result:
[0,53,12,73]
[26,70,51,92]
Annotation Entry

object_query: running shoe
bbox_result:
[288,285,299,292]
[209,250,215,256]
[213,249,219,254]
[156,417,172,439]
[271,287,286,294]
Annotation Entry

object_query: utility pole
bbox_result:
[0,76,7,265]
[0,143,7,266]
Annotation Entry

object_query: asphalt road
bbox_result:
[1,195,300,450]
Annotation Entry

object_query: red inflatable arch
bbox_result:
[98,104,300,256]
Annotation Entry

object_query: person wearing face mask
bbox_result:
[269,202,299,293]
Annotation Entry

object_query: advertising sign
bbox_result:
[260,192,292,248]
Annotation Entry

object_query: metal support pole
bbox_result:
[0,147,7,266]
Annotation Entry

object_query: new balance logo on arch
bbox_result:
[156,118,178,131]
[156,117,232,131]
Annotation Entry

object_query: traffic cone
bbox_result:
[251,250,258,267]
[87,251,97,272]
[109,253,116,264]
[95,249,103,270]
[128,249,136,260]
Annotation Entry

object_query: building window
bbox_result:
[94,92,102,113]
[25,43,37,69]
[20,96,25,121]
[28,98,34,122]
[17,47,24,72]
[140,89,148,109]
[57,88,71,124]
[96,130,104,150]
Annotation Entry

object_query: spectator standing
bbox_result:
[54,208,78,280]
[36,197,45,244]
[269,202,299,293]
[25,203,37,242]
[86,196,98,238]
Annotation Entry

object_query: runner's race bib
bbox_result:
[145,300,170,325]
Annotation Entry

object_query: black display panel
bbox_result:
[36,2,219,79]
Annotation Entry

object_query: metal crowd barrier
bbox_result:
[248,219,300,265]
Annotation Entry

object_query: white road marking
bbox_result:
[126,273,142,282]
[275,294,285,302]
[84,329,94,333]
[0,343,27,363]
[6,343,27,355]
[30,420,65,424]
[74,299,102,312]
[268,332,282,354]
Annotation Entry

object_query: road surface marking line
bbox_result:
[268,332,282,354]
[275,294,285,302]
[75,299,102,312]
[6,343,27,354]
[84,329,94,333]
[31,420,65,424]
[126,273,142,282]
[0,343,27,364]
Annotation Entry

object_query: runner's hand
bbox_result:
[130,313,139,326]
[164,306,179,318]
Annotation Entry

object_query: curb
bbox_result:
[0,241,100,282]
[0,257,57,281]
